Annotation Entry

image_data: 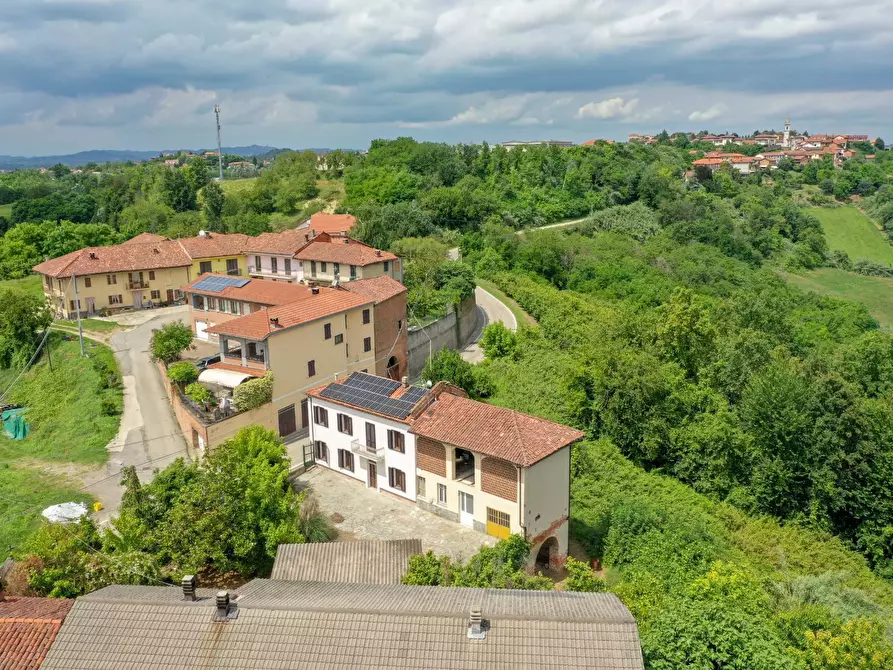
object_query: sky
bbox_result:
[1,0,892,155]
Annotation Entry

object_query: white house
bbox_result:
[243,230,310,283]
[307,373,585,568]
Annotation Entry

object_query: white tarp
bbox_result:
[198,367,252,389]
[42,502,88,523]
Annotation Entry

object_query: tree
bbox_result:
[233,373,273,410]
[184,382,212,405]
[422,348,475,393]
[874,137,885,150]
[161,169,197,212]
[182,157,210,194]
[0,287,52,369]
[481,322,518,360]
[149,320,195,363]
[166,361,199,384]
[201,181,226,227]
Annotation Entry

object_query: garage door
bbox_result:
[486,507,511,539]
[195,320,209,341]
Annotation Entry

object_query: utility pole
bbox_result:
[214,104,224,182]
[71,274,85,357]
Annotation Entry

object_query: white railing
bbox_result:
[350,439,385,462]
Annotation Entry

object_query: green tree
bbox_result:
[182,157,210,194]
[422,348,475,393]
[149,320,195,363]
[201,181,226,227]
[480,322,518,360]
[0,287,52,369]
[563,557,606,592]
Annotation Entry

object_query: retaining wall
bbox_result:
[406,294,478,379]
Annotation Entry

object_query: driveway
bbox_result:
[295,467,496,560]
[83,306,195,523]
[459,287,517,364]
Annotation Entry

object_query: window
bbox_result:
[207,297,216,311]
[362,308,370,324]
[109,294,123,305]
[487,508,511,529]
[437,484,447,505]
[345,343,349,358]
[384,261,390,272]
[314,441,329,463]
[388,468,406,492]
[338,449,355,472]
[69,299,80,311]
[226,259,239,275]
[334,263,340,277]
[350,265,357,279]
[337,413,353,435]
[417,476,426,499]
[107,274,117,285]
[284,258,292,274]
[365,422,376,449]
[83,277,91,288]
[334,333,343,345]
[387,430,404,453]
[363,337,371,353]
[320,262,327,273]
[151,290,160,300]
[307,360,316,377]
[313,406,328,427]
[149,271,155,281]
[255,255,261,270]
[271,257,278,273]
[200,261,212,274]
[311,261,317,277]
[398,320,402,331]
[324,323,332,340]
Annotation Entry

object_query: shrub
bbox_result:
[167,361,199,384]
[99,398,120,416]
[481,322,518,360]
[149,320,194,363]
[233,373,273,411]
[563,557,606,592]
[184,383,212,405]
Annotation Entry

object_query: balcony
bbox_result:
[127,281,149,290]
[223,348,242,361]
[226,268,242,276]
[351,439,385,463]
[246,351,265,364]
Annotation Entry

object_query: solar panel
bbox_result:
[402,387,427,404]
[343,372,400,395]
[320,378,426,420]
[192,275,251,293]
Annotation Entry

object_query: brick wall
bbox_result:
[417,436,446,477]
[481,457,518,502]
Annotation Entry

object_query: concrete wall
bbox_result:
[190,256,248,278]
[246,254,302,282]
[373,292,408,380]
[522,446,572,565]
[301,258,403,285]
[407,294,478,380]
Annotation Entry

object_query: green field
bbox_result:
[0,336,121,549]
[0,274,43,298]
[0,203,11,219]
[807,206,893,265]
[785,268,893,329]
[219,177,257,194]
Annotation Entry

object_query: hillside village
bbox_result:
[3,130,893,669]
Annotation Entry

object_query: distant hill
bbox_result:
[0,145,348,170]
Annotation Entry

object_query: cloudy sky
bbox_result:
[1,0,892,155]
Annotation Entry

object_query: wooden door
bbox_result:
[300,399,309,429]
[166,289,174,303]
[367,461,377,488]
[278,404,297,437]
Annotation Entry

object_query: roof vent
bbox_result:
[182,574,197,601]
[376,250,382,257]
[214,590,237,621]
[270,317,280,328]
[311,287,320,295]
[88,252,96,259]
[199,230,209,238]
[343,237,350,244]
[468,607,487,640]
[401,376,409,388]
[153,247,160,253]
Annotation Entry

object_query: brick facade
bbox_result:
[417,436,446,476]
[481,456,518,502]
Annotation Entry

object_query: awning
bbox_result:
[198,368,252,389]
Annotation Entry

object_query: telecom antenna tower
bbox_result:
[214,104,224,181]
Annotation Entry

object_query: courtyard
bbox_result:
[294,466,496,560]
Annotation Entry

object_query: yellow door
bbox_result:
[486,508,511,539]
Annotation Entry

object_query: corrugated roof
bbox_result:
[33,239,192,278]
[341,275,407,304]
[183,273,313,305]
[410,391,585,467]
[0,597,73,670]
[43,579,644,669]
[294,234,398,266]
[271,539,422,583]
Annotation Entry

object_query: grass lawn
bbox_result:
[0,203,12,219]
[784,268,893,330]
[807,206,893,265]
[219,177,257,194]
[0,275,43,298]
[476,279,537,327]
[52,318,120,335]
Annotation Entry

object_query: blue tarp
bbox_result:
[2,407,29,440]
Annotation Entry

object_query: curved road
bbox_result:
[460,287,517,364]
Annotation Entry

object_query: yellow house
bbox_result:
[33,234,192,318]
[176,231,249,278]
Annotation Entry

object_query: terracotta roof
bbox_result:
[122,232,169,245]
[205,288,372,340]
[177,233,250,260]
[0,596,73,670]
[410,391,585,467]
[301,212,356,235]
[33,239,192,278]
[294,234,398,266]
[341,276,407,304]
[183,274,313,306]
[243,229,311,256]
[692,158,726,166]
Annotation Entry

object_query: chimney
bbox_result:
[270,317,280,328]
[304,234,309,242]
[199,230,209,238]
[311,287,320,295]
[401,376,408,388]
[375,250,382,257]
[343,237,350,244]
[182,574,196,601]
[467,607,486,639]
[88,252,96,259]
[214,590,237,621]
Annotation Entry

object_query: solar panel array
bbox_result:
[192,276,251,293]
[319,372,429,420]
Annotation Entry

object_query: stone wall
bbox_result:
[407,294,478,380]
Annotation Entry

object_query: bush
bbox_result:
[563,557,606,592]
[233,373,273,411]
[481,322,518,360]
[99,398,120,416]
[167,361,199,384]
[149,321,194,363]
[184,383,212,405]
[422,348,475,395]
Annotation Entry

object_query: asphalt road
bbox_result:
[460,286,517,364]
[83,306,194,522]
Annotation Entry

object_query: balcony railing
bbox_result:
[248,266,295,277]
[351,439,385,462]
[246,352,265,364]
[226,268,242,276]
[223,349,242,360]
[127,281,149,290]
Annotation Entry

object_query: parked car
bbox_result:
[195,354,221,371]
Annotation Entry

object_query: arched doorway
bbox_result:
[535,537,559,572]
[387,356,399,381]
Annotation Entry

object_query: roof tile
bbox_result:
[184,274,313,305]
[33,240,192,278]
[177,233,250,259]
[295,234,398,266]
[341,276,407,303]
[0,597,73,670]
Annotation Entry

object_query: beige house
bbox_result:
[294,233,402,285]
[32,235,192,319]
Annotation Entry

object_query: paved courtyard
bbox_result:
[295,466,496,560]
